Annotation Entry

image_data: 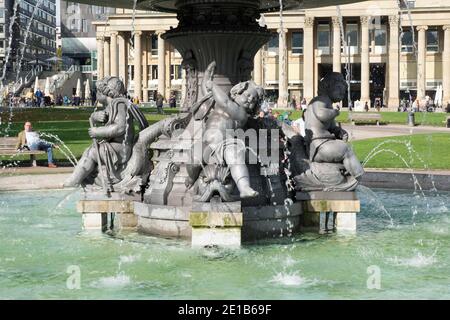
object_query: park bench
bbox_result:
[0,137,45,167]
[348,113,382,126]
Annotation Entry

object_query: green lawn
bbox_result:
[287,110,449,127]
[0,107,176,165]
[1,108,449,170]
[350,133,450,170]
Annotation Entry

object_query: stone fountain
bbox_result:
[68,0,368,246]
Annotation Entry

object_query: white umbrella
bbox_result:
[76,78,82,97]
[44,77,51,96]
[84,79,91,105]
[34,76,39,93]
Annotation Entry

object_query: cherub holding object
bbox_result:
[187,61,264,199]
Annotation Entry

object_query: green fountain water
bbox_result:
[0,188,448,299]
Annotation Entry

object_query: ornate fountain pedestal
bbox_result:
[77,194,139,231]
[296,192,360,234]
[67,0,366,246]
[189,199,242,247]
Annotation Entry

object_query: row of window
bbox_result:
[401,29,439,52]
[68,18,89,33]
[20,1,56,25]
[0,38,54,55]
[20,14,56,36]
[0,30,56,49]
[30,0,56,13]
[66,3,115,16]
[20,45,54,56]
[267,25,442,54]
[126,64,183,81]
[19,29,56,49]
[19,0,56,12]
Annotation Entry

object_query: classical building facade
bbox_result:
[94,0,450,109]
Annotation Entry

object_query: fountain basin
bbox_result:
[1,188,449,299]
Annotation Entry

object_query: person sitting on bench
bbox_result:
[16,121,58,168]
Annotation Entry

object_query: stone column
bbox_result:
[303,17,315,102]
[253,49,262,86]
[157,30,166,98]
[443,25,450,104]
[277,28,288,108]
[142,33,149,102]
[388,16,400,110]
[103,38,110,77]
[110,32,118,76]
[332,16,341,73]
[134,31,142,101]
[118,32,129,88]
[360,16,370,107]
[417,25,428,100]
[96,37,104,79]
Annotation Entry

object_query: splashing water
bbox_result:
[39,132,78,166]
[15,0,45,85]
[335,6,352,108]
[128,0,139,93]
[269,270,304,286]
[397,0,417,59]
[361,137,440,215]
[363,148,426,195]
[0,0,20,86]
[277,0,288,106]
[91,272,132,288]
[357,185,395,226]
[388,248,438,268]
[0,0,44,143]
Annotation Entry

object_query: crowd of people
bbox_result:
[399,97,450,113]
[1,89,96,108]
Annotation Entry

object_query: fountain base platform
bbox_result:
[77,191,360,244]
[77,194,139,231]
[296,191,360,234]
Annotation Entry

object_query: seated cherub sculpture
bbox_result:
[304,72,364,180]
[282,73,364,192]
[64,77,140,189]
[187,61,264,200]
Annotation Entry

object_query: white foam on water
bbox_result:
[91,273,131,288]
[356,246,385,260]
[282,256,297,267]
[269,271,305,286]
[268,270,326,288]
[428,226,448,235]
[34,223,54,228]
[388,251,437,268]
[147,256,165,264]
[435,205,449,213]
[119,254,140,264]
[180,272,192,278]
